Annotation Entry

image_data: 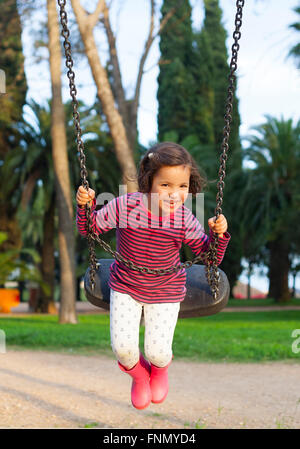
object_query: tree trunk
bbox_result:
[247,266,251,301]
[71,0,138,192]
[247,261,254,300]
[47,0,77,324]
[268,239,291,303]
[36,195,57,314]
[18,281,25,302]
[292,274,296,298]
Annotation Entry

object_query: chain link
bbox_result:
[57,0,244,299]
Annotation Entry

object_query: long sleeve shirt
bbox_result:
[76,191,231,304]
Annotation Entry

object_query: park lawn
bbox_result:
[0,311,299,363]
[227,297,300,308]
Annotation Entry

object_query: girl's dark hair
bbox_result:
[138,142,206,196]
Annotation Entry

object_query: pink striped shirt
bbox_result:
[76,191,231,304]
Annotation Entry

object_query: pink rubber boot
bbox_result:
[150,359,172,404]
[118,354,151,410]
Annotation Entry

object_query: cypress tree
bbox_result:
[202,0,241,167]
[158,0,218,145]
[190,29,215,145]
[157,0,195,141]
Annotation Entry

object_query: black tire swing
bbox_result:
[58,0,245,318]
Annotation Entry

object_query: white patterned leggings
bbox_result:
[110,289,180,369]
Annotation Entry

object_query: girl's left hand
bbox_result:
[208,214,228,238]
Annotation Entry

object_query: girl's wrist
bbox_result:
[77,200,93,209]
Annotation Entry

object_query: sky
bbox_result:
[21,0,300,294]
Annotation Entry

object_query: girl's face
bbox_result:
[148,165,190,215]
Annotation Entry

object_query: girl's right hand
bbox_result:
[76,186,95,207]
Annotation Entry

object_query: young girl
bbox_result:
[76,142,230,410]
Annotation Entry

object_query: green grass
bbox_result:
[0,311,300,362]
[227,297,300,307]
[173,311,300,362]
[0,314,112,357]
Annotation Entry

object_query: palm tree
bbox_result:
[3,100,57,312]
[288,6,300,69]
[244,116,300,302]
[3,99,119,311]
[0,231,43,288]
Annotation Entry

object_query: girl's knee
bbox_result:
[145,348,172,368]
[112,343,139,369]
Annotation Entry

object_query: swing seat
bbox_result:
[83,259,230,318]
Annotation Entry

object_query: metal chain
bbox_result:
[57,0,244,299]
[205,0,245,298]
[57,0,97,290]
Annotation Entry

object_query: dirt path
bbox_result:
[0,350,299,429]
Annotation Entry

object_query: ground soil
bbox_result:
[0,349,299,429]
